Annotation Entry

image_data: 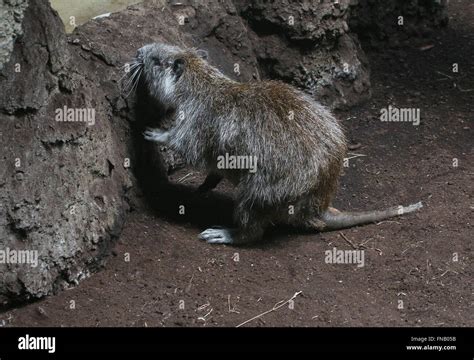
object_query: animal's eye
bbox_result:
[151,56,161,66]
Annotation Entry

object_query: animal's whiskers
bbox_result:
[120,60,143,97]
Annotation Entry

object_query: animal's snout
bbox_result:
[136,47,145,60]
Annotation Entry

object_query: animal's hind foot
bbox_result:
[198,227,235,244]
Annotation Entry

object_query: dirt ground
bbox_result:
[1,0,472,327]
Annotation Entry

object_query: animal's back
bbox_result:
[212,80,346,206]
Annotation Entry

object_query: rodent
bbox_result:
[126,43,422,245]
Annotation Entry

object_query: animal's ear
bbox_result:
[196,49,208,60]
[172,58,185,78]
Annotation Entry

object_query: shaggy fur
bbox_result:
[130,43,422,245]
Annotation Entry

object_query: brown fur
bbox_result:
[134,43,422,245]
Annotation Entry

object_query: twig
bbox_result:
[141,300,158,310]
[344,153,367,161]
[401,240,424,255]
[419,44,435,51]
[197,302,210,311]
[376,220,401,225]
[177,172,194,183]
[228,295,240,314]
[359,238,373,248]
[236,291,302,327]
[435,71,454,80]
[198,308,213,322]
[435,71,473,92]
[339,232,357,249]
[436,269,459,278]
[457,84,474,92]
[185,274,194,293]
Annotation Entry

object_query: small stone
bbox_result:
[37,306,47,317]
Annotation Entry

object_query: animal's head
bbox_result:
[123,43,209,107]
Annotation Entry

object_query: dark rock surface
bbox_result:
[235,0,371,109]
[0,0,132,306]
[0,0,28,71]
[349,0,448,46]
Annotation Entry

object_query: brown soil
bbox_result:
[1,0,472,327]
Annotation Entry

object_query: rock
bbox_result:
[0,0,132,306]
[0,0,28,71]
[235,0,372,109]
[349,0,448,45]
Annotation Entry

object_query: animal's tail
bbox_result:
[320,202,423,231]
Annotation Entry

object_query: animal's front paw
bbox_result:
[143,128,170,144]
[198,227,234,244]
